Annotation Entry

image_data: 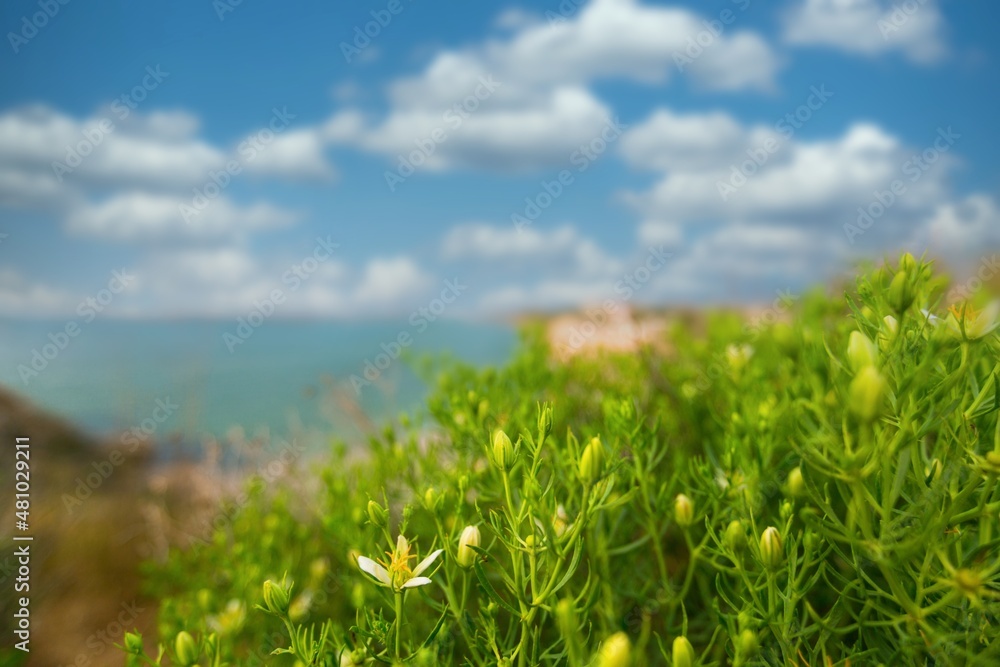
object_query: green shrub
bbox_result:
[122,255,1000,666]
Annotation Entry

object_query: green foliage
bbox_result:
[123,255,1000,665]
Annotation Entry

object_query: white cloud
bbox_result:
[125,249,434,319]
[910,194,1000,260]
[620,108,752,171]
[0,105,337,213]
[0,269,77,318]
[326,0,779,173]
[441,222,622,277]
[624,118,953,226]
[0,105,225,192]
[783,0,946,63]
[340,86,615,172]
[243,129,336,180]
[354,257,432,307]
[66,193,298,242]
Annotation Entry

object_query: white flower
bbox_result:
[357,535,442,592]
[945,301,1000,341]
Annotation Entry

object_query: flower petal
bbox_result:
[357,556,390,586]
[396,534,409,556]
[412,549,444,577]
[401,576,433,589]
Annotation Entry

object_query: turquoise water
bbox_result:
[0,319,515,446]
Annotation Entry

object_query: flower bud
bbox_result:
[553,504,569,538]
[725,520,746,552]
[262,579,291,616]
[787,467,804,498]
[847,331,877,373]
[726,344,754,373]
[780,500,793,521]
[737,629,758,658]
[204,634,219,660]
[579,436,606,485]
[351,582,366,610]
[888,270,915,314]
[538,403,554,439]
[367,500,388,528]
[341,647,367,666]
[174,631,198,667]
[555,598,576,637]
[899,252,917,275]
[423,487,439,510]
[878,315,898,352]
[492,429,515,472]
[759,526,784,570]
[674,494,694,528]
[124,632,144,655]
[598,632,632,667]
[672,636,695,667]
[457,525,481,569]
[849,366,887,423]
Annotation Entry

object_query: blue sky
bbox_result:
[0,0,997,319]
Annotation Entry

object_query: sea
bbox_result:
[0,318,516,451]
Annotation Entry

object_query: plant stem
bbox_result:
[395,591,404,659]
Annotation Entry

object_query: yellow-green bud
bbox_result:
[597,632,632,667]
[457,525,481,569]
[204,634,219,660]
[341,647,367,666]
[672,636,695,667]
[725,520,746,552]
[423,487,438,510]
[124,632,144,655]
[888,270,915,313]
[538,404,554,439]
[759,526,784,570]
[849,366,887,423]
[726,344,754,373]
[555,598,576,637]
[350,582,365,610]
[492,429,515,471]
[847,331,877,373]
[579,436,605,485]
[899,252,917,275]
[174,631,198,667]
[674,494,694,528]
[878,315,898,352]
[738,629,758,658]
[262,579,291,616]
[367,500,388,528]
[787,467,804,498]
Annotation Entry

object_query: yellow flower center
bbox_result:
[380,543,416,588]
[949,303,979,323]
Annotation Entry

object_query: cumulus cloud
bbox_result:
[783,0,947,63]
[622,114,954,230]
[909,194,1000,262]
[442,222,622,277]
[0,105,335,213]
[66,193,298,243]
[326,0,779,173]
[0,269,79,318]
[96,248,434,319]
